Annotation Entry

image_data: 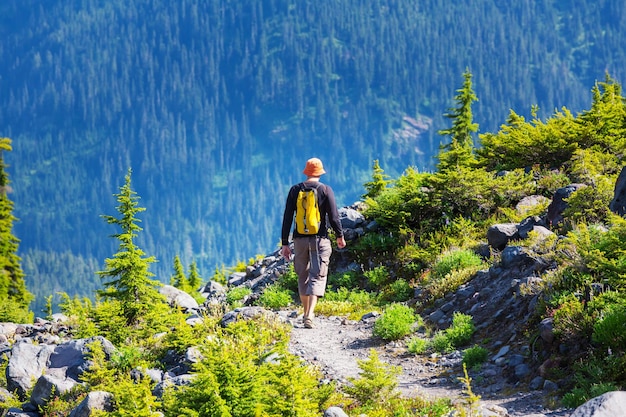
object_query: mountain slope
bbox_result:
[0,0,625,312]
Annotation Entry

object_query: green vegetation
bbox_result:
[462,346,490,370]
[0,138,32,323]
[3,0,626,314]
[256,284,294,310]
[373,303,417,341]
[4,64,626,413]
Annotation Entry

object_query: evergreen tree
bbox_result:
[187,260,202,292]
[170,255,188,289]
[437,69,479,171]
[0,137,33,322]
[97,169,165,326]
[362,160,392,200]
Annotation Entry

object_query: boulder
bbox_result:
[487,223,519,250]
[546,184,586,226]
[609,165,626,216]
[324,406,349,417]
[160,284,199,310]
[68,391,114,417]
[6,341,55,398]
[515,195,550,215]
[339,207,365,230]
[571,391,626,417]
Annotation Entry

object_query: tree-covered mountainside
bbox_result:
[1,0,625,313]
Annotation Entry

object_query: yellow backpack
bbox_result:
[295,184,321,235]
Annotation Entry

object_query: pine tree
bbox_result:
[187,260,202,292]
[437,69,479,171]
[0,137,33,322]
[362,159,392,200]
[97,169,165,326]
[169,255,188,289]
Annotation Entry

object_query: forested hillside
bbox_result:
[0,0,625,313]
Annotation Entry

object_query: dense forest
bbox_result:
[1,0,625,313]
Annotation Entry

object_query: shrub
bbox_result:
[226,286,252,305]
[344,349,401,407]
[446,312,475,347]
[317,288,378,319]
[257,285,293,309]
[431,313,476,353]
[432,249,483,279]
[462,345,489,369]
[328,271,359,289]
[407,337,429,354]
[364,265,391,287]
[373,303,416,341]
[380,279,413,303]
[277,264,299,293]
[592,304,626,353]
[552,296,594,342]
[432,331,454,353]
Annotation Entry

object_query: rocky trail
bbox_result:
[281,312,572,417]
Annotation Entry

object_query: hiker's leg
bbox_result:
[293,237,312,316]
[307,238,332,318]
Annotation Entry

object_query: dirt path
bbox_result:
[282,312,572,417]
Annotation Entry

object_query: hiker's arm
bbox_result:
[281,186,297,246]
[325,186,344,241]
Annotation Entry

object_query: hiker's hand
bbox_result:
[337,236,346,249]
[281,245,292,260]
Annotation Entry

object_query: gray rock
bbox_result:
[547,183,586,226]
[324,406,350,417]
[517,215,546,238]
[571,391,626,417]
[501,246,530,268]
[529,376,544,390]
[339,207,365,229]
[609,166,626,216]
[543,379,559,392]
[68,391,114,417]
[539,317,554,344]
[516,195,550,215]
[514,363,531,378]
[160,284,199,310]
[227,271,247,286]
[31,373,80,407]
[6,341,55,398]
[487,223,519,250]
[220,307,274,327]
[492,345,510,361]
[5,409,39,417]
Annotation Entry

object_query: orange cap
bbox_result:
[302,158,326,177]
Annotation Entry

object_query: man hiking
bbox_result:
[281,157,346,328]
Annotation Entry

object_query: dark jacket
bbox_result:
[281,181,344,246]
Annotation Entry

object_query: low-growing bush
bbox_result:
[432,249,483,279]
[432,331,454,353]
[407,337,429,354]
[373,303,416,341]
[226,286,252,306]
[277,264,300,293]
[462,345,489,369]
[317,288,378,319]
[431,313,476,353]
[446,312,475,347]
[364,265,391,287]
[380,279,413,303]
[257,285,293,309]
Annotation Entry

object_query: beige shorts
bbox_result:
[293,236,332,297]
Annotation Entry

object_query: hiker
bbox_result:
[281,157,346,328]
